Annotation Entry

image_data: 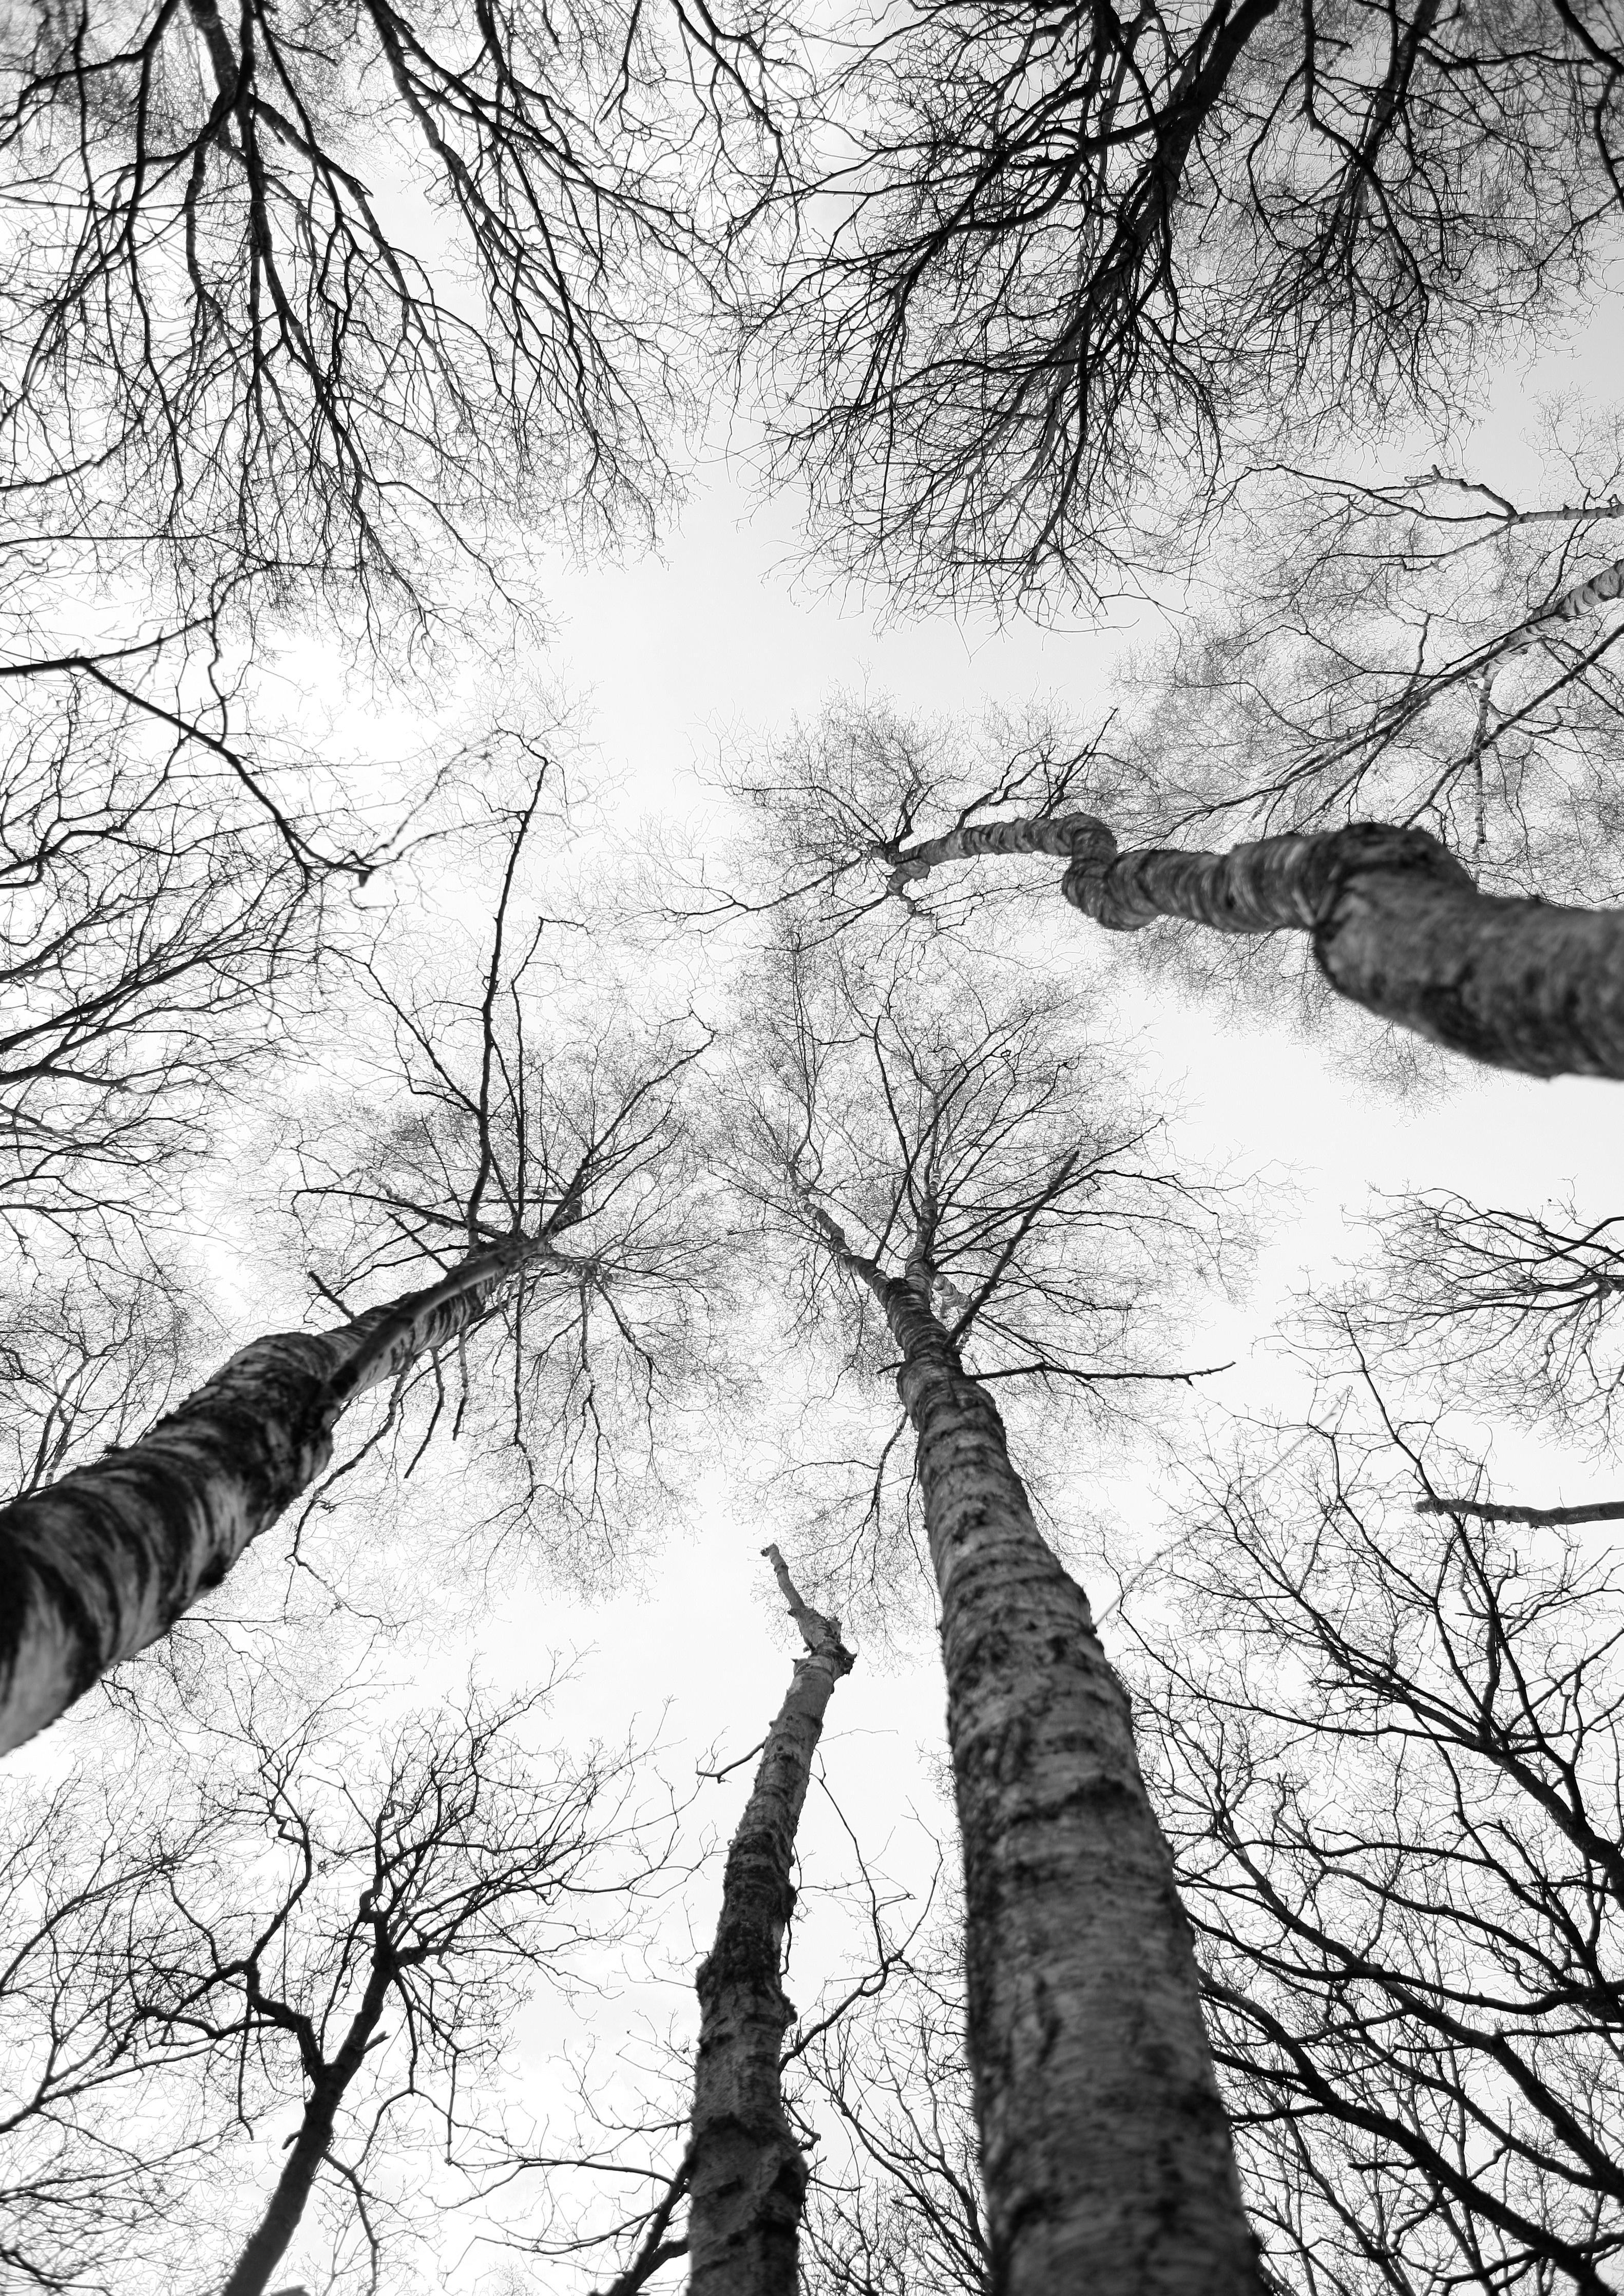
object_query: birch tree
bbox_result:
[726,687,1624,1085]
[1132,1396,1624,2295]
[727,941,1258,2296]
[1113,427,1624,900]
[496,1545,863,2296]
[0,1675,674,2295]
[0,787,711,1752]
[682,1546,855,2296]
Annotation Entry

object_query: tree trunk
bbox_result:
[221,1908,401,2295]
[687,1546,854,2296]
[221,2097,342,2296]
[890,812,1624,1080]
[0,1239,550,1754]
[877,1275,1258,2296]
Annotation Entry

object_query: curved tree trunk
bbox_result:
[0,1239,552,1754]
[889,812,1624,1079]
[876,1272,1257,2296]
[687,1546,854,2296]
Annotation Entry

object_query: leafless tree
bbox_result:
[753,0,1624,604]
[279,772,724,1582]
[1,1673,675,2295]
[798,1913,987,2296]
[1331,1190,1624,1457]
[0,0,785,646]
[0,781,713,1752]
[1110,426,1624,894]
[1131,1391,1624,2294]
[0,1266,199,1501]
[0,676,339,1265]
[0,1763,214,2293]
[727,937,1258,2294]
[681,1545,854,2296]
[721,686,1624,1086]
[580,1546,857,2296]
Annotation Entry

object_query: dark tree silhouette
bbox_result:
[0,1764,208,2294]
[755,0,1624,602]
[0,1677,673,2295]
[1134,1398,1624,2296]
[1336,1190,1624,1451]
[0,0,784,637]
[799,1916,988,2296]
[1109,438,1624,893]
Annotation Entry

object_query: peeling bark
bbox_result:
[810,1190,1257,2296]
[0,1238,557,1755]
[687,1545,854,2296]
[1503,550,1624,658]
[891,813,1624,1080]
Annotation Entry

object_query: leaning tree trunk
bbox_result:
[221,1914,397,2296]
[872,1268,1259,2296]
[687,1545,855,2296]
[221,2087,346,2296]
[0,1238,556,1754]
[888,813,1624,1080]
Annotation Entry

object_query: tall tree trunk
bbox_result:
[888,814,1624,1080]
[861,1258,1257,2296]
[0,1238,556,1753]
[687,1545,854,2296]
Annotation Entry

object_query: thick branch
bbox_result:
[1503,551,1624,658]
[1417,1494,1624,1526]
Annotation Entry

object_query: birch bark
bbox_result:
[0,1237,561,1754]
[812,1206,1258,2296]
[889,814,1624,1079]
[687,1546,854,2296]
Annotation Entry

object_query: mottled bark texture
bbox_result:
[890,814,1624,1080]
[1418,1494,1624,1526]
[0,1241,546,1754]
[687,1545,855,2296]
[874,1265,1257,2296]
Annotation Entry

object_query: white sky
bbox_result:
[15,269,1624,2293]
